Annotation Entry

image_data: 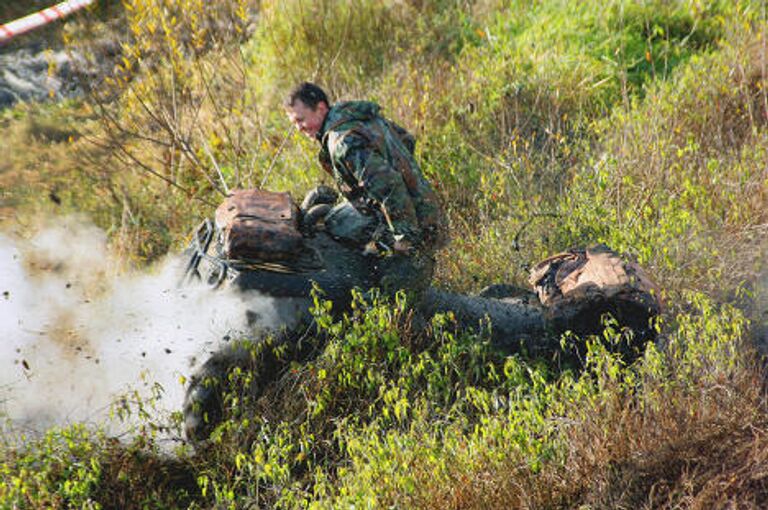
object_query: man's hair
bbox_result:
[286,82,329,109]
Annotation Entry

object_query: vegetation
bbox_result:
[2,0,768,508]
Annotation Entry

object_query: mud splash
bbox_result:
[0,216,281,436]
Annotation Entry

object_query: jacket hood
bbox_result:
[319,101,381,139]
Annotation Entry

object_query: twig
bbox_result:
[260,127,294,188]
[201,138,231,195]
[512,212,561,251]
[463,139,522,190]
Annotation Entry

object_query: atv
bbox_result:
[180,189,661,441]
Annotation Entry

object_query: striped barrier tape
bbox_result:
[0,0,95,45]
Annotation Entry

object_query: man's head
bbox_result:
[285,82,330,139]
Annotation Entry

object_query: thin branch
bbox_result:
[201,137,231,195]
[260,127,294,188]
[463,139,522,190]
[512,213,561,251]
[112,143,216,207]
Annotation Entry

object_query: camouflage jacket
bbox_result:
[316,101,445,252]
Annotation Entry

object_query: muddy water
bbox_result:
[0,41,88,109]
[0,219,283,436]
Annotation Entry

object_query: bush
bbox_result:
[560,19,768,297]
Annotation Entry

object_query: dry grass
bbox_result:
[406,356,768,510]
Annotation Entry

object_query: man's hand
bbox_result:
[300,185,338,212]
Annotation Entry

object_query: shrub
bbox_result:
[560,18,768,297]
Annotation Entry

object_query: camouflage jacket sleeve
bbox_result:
[329,131,422,246]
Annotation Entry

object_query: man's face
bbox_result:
[285,99,329,139]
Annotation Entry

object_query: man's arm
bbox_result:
[331,132,421,249]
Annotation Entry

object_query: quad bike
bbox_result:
[180,189,661,441]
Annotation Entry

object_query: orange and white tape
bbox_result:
[0,0,95,45]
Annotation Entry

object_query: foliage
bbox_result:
[0,422,198,509]
[186,291,760,509]
[0,425,103,509]
[4,289,758,508]
[560,21,768,296]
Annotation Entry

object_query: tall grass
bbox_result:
[2,291,762,508]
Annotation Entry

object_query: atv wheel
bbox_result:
[183,335,289,442]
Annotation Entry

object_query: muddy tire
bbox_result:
[183,335,289,442]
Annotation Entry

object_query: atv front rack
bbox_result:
[181,218,232,288]
[181,218,324,290]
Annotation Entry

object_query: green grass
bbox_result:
[1,0,768,507]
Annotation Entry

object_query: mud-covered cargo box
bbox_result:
[215,189,303,262]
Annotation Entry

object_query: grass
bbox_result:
[1,0,768,508]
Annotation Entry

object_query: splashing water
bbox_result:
[0,217,282,436]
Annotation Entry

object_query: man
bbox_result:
[284,82,445,296]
